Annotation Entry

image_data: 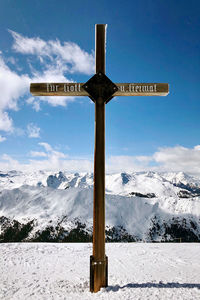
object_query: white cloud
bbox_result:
[39,142,53,152]
[0,111,13,132]
[0,57,30,132]
[26,97,40,111]
[106,145,200,176]
[0,31,94,133]
[0,135,6,142]
[1,154,21,170]
[9,30,95,75]
[135,155,152,163]
[27,157,92,172]
[1,138,200,176]
[30,151,47,157]
[152,145,200,175]
[106,155,149,173]
[39,95,75,107]
[194,145,200,150]
[28,142,70,171]
[27,123,40,138]
[38,142,67,159]
[0,57,30,112]
[30,67,76,107]
[9,30,48,56]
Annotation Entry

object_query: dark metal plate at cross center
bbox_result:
[82,72,118,103]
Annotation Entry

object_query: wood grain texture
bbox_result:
[92,24,107,293]
[95,24,106,74]
[30,83,169,97]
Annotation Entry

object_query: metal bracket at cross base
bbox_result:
[90,255,108,292]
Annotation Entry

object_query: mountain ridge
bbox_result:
[0,170,200,242]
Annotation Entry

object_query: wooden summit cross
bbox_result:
[30,24,169,293]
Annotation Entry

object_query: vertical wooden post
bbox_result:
[95,24,106,73]
[90,24,108,293]
[30,23,169,295]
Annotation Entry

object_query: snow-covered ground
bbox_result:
[0,243,200,300]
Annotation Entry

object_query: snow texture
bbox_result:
[0,243,200,299]
[0,171,200,241]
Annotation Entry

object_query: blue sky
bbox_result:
[0,0,200,174]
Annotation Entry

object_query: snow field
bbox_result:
[0,243,200,300]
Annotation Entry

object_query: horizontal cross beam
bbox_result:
[30,82,169,97]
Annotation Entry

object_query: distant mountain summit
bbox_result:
[0,170,200,242]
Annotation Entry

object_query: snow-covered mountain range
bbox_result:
[0,170,200,242]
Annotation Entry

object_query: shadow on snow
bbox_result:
[106,282,200,292]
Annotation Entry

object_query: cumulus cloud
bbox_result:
[27,123,40,138]
[28,142,73,171]
[0,141,92,172]
[9,30,95,75]
[152,145,200,175]
[0,144,199,176]
[0,57,30,111]
[107,145,200,175]
[0,30,94,133]
[0,57,30,132]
